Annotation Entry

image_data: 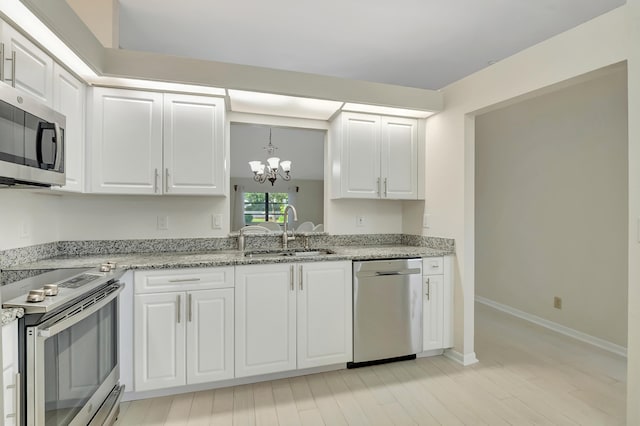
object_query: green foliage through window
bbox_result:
[244,192,288,224]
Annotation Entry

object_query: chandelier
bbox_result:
[248,129,292,185]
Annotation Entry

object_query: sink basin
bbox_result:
[243,249,335,258]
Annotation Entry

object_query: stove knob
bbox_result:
[26,289,45,303]
[43,284,59,296]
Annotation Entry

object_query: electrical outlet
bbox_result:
[157,215,169,230]
[554,296,562,309]
[423,214,431,229]
[212,214,223,230]
[356,216,365,227]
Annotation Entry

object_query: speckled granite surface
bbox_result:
[3,244,452,271]
[1,308,24,326]
[1,234,455,272]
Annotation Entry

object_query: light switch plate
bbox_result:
[212,214,223,229]
[423,214,431,229]
[356,216,365,227]
[157,215,169,230]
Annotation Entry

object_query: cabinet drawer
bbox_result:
[423,257,444,275]
[135,267,234,294]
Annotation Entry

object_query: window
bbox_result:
[243,192,288,224]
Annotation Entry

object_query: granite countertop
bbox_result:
[1,308,24,326]
[2,245,453,271]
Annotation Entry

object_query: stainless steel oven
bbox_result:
[2,266,125,425]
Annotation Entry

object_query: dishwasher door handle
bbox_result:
[356,268,422,278]
[375,269,421,276]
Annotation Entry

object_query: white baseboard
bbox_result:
[475,296,627,358]
[122,363,345,402]
[444,349,479,366]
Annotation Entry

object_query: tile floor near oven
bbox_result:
[115,303,627,425]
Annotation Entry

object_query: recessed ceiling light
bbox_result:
[342,103,436,119]
[228,90,343,120]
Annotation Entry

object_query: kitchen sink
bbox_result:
[243,248,335,258]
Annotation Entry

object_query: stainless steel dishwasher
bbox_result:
[349,258,423,367]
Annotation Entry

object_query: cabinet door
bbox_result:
[423,275,444,351]
[235,264,296,378]
[297,261,352,369]
[187,288,234,384]
[341,113,381,198]
[1,24,53,106]
[163,94,225,195]
[381,117,418,199]
[134,293,186,391]
[89,87,163,194]
[2,322,18,425]
[53,64,85,192]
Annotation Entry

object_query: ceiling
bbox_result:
[117,0,625,90]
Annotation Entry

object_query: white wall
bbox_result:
[425,6,630,363]
[0,191,62,250]
[475,68,628,347]
[424,3,640,421]
[57,193,229,240]
[65,0,118,48]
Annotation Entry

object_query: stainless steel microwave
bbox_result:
[0,83,66,187]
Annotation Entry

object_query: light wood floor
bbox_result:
[116,303,627,425]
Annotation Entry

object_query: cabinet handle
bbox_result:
[0,43,4,82]
[177,294,181,323]
[165,168,170,192]
[377,178,381,196]
[384,178,388,197]
[299,265,303,291]
[426,278,430,301]
[154,168,159,193]
[7,373,20,424]
[4,49,16,87]
[290,265,294,291]
[168,278,200,283]
[188,293,192,322]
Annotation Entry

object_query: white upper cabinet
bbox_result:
[88,87,225,195]
[381,116,418,199]
[331,112,419,200]
[0,23,54,106]
[53,64,85,192]
[163,94,225,195]
[89,87,163,194]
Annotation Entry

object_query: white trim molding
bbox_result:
[444,349,479,366]
[475,296,627,358]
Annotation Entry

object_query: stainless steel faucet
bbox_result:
[237,227,249,251]
[282,205,298,249]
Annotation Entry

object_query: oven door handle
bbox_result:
[37,284,123,338]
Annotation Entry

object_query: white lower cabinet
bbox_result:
[422,256,453,351]
[2,321,19,425]
[423,274,444,351]
[235,261,352,378]
[133,268,234,392]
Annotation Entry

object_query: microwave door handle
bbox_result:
[53,122,63,171]
[36,122,56,169]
